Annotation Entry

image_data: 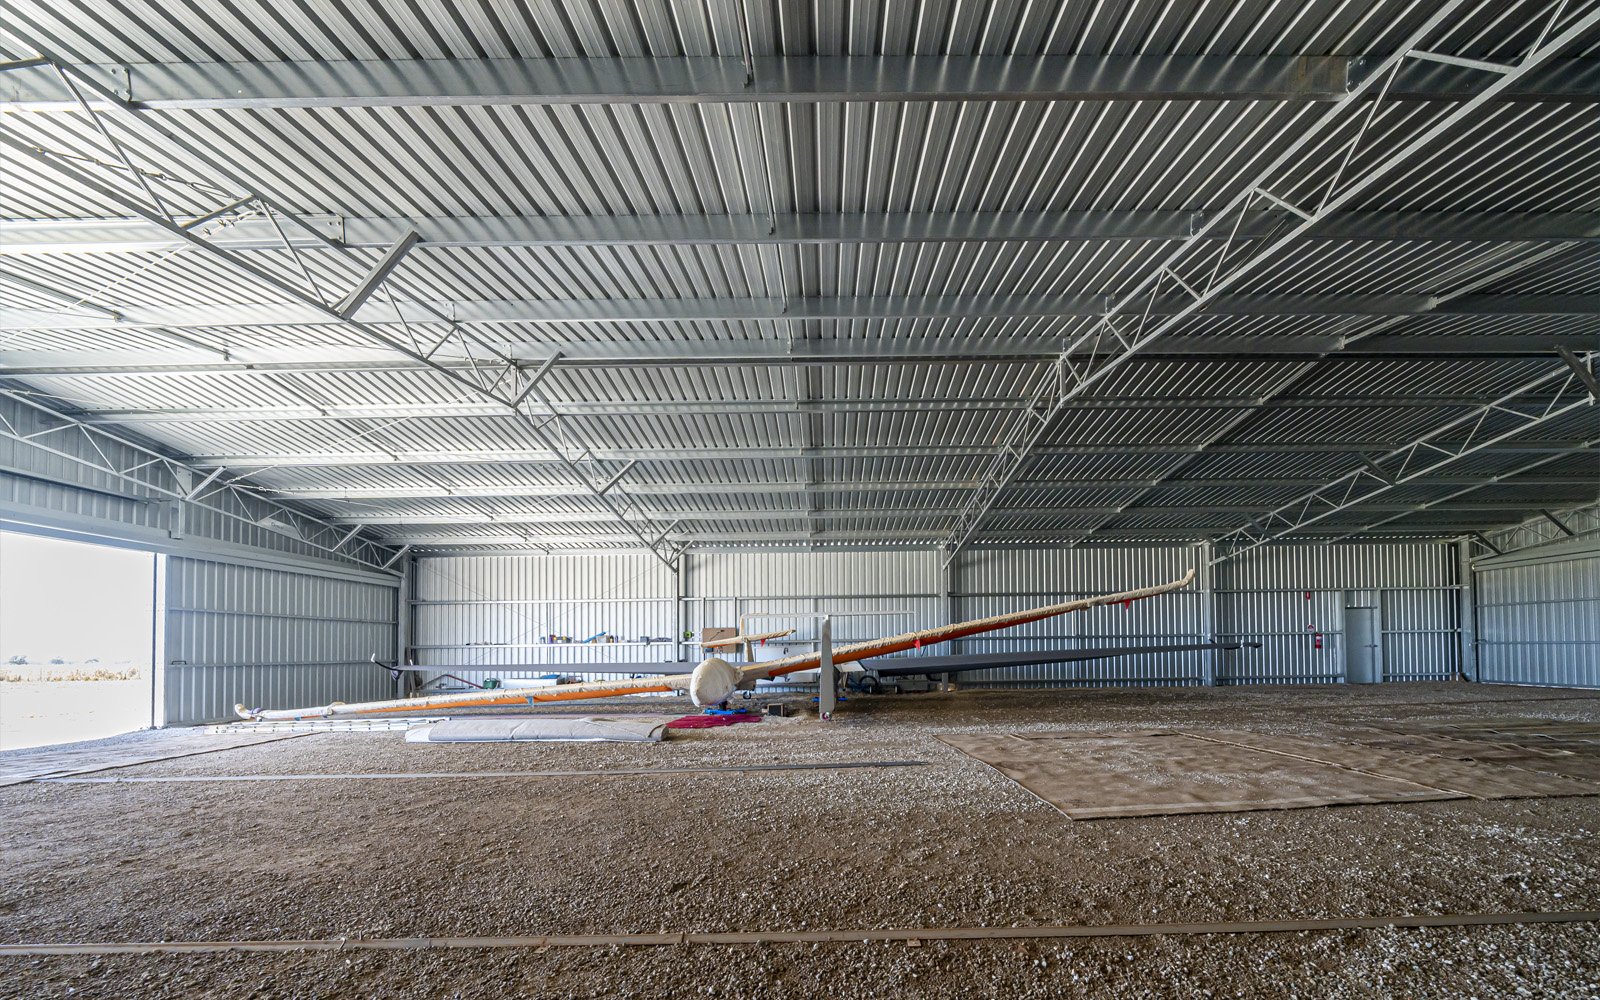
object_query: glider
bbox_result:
[698,627,796,661]
[236,569,1220,721]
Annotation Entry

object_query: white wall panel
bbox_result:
[412,552,678,686]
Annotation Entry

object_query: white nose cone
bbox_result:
[688,656,739,707]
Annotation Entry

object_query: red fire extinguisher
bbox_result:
[1312,628,1324,651]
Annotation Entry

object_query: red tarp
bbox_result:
[665,713,763,729]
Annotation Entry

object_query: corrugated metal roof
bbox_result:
[2,0,1597,554]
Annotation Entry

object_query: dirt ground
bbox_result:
[3,682,1599,998]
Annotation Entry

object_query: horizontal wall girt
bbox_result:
[3,293,1591,332]
[4,55,1596,111]
[3,211,1595,254]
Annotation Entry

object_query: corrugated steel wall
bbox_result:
[1216,542,1460,683]
[414,541,1463,690]
[161,558,397,724]
[412,552,678,686]
[1477,551,1600,689]
[952,546,1209,685]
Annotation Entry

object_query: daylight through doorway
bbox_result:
[0,532,155,750]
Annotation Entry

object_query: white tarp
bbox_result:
[404,716,668,743]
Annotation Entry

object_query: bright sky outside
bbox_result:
[0,531,154,666]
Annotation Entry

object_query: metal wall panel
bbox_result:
[1477,553,1600,689]
[408,542,1461,691]
[1215,542,1459,684]
[952,546,1208,686]
[4,395,405,726]
[412,552,678,686]
[408,541,1463,690]
[161,557,397,724]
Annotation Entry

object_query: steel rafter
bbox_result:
[381,525,1504,550]
[1334,457,1600,549]
[238,474,1600,503]
[318,499,1585,527]
[1211,352,1600,561]
[0,59,685,569]
[937,0,1600,564]
[30,392,1583,425]
[2,54,1596,110]
[0,333,1589,378]
[4,292,1595,332]
[0,388,401,571]
[3,211,1597,254]
[170,439,1592,468]
[1466,499,1600,556]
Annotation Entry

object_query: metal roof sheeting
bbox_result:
[2,0,1597,553]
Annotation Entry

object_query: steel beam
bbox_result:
[46,393,1584,425]
[1,332,1590,379]
[1541,509,1578,536]
[0,60,686,570]
[334,230,420,319]
[3,293,1593,333]
[319,500,1577,527]
[937,2,1600,562]
[378,525,1485,549]
[175,439,1593,468]
[2,55,1595,110]
[1078,240,1589,539]
[3,211,1596,255]
[249,474,1600,502]
[1557,346,1600,401]
[1320,450,1600,548]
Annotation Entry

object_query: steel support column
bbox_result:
[817,617,836,722]
[1456,537,1480,683]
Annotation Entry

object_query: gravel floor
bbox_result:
[3,683,1598,998]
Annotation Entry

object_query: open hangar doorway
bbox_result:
[0,530,157,749]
